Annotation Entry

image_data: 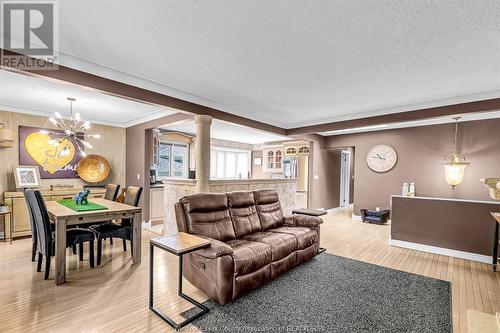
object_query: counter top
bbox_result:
[163,178,298,185]
[391,195,500,205]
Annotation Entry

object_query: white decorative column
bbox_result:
[194,115,212,193]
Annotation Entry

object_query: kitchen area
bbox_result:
[144,118,311,234]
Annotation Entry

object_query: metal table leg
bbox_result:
[493,222,499,272]
[149,245,209,331]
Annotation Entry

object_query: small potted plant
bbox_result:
[0,202,9,214]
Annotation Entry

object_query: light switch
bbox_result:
[314,175,319,180]
[137,173,140,180]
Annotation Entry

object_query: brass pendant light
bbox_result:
[443,116,469,189]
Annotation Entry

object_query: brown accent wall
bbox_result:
[325,118,500,214]
[302,134,342,210]
[325,150,341,208]
[392,196,499,256]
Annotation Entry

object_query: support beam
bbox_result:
[0,49,286,135]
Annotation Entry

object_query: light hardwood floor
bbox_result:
[0,210,498,332]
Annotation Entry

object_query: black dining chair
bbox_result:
[23,189,38,262]
[25,190,96,279]
[79,184,121,244]
[104,183,120,245]
[24,190,82,259]
[90,186,142,265]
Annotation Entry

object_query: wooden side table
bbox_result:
[491,212,500,272]
[149,232,211,331]
[0,210,13,244]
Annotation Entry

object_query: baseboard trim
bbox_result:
[389,239,492,264]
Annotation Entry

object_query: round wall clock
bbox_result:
[366,145,398,173]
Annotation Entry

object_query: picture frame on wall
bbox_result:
[14,165,41,189]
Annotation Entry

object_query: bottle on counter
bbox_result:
[402,183,409,196]
[409,182,416,197]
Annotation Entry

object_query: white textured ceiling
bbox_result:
[160,119,289,145]
[0,70,176,127]
[48,0,500,128]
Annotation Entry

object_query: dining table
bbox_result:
[45,198,142,285]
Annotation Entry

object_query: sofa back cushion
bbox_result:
[228,191,261,238]
[180,193,236,241]
[253,189,284,230]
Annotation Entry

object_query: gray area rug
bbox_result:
[183,253,451,332]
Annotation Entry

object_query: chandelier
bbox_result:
[443,116,469,189]
[40,97,100,157]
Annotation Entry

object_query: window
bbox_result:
[157,141,188,179]
[210,147,250,179]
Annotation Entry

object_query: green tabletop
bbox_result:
[57,199,108,212]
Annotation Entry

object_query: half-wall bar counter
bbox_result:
[390,195,500,264]
[163,178,298,235]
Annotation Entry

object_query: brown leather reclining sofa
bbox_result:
[174,189,323,305]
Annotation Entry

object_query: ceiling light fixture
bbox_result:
[324,124,389,135]
[41,97,100,157]
[443,116,469,189]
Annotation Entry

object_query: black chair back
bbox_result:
[124,186,143,207]
[23,190,38,246]
[104,184,120,201]
[25,190,53,256]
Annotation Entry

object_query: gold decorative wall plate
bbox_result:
[76,154,111,183]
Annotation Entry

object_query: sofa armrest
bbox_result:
[285,214,324,229]
[194,237,233,259]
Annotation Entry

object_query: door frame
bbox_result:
[339,150,351,208]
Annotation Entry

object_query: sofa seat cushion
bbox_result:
[242,232,297,261]
[226,239,272,276]
[269,226,317,250]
